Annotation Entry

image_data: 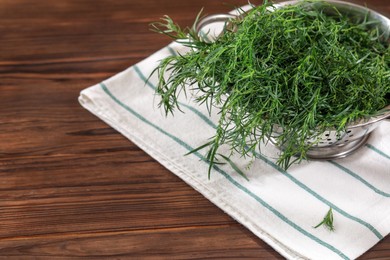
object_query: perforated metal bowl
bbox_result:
[267,0,390,159]
[195,0,390,159]
[271,105,390,159]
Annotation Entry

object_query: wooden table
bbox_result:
[1,0,389,258]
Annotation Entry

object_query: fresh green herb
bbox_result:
[218,153,250,181]
[151,0,390,174]
[314,207,335,231]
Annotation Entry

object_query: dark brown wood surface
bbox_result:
[0,0,389,258]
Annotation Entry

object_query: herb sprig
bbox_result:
[314,207,335,231]
[151,0,390,174]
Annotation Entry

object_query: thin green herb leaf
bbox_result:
[218,153,250,181]
[314,207,335,231]
[184,140,215,156]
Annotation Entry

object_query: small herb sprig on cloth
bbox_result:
[151,0,390,175]
[314,207,335,231]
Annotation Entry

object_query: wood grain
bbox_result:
[0,0,388,258]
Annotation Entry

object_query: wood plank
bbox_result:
[0,225,284,259]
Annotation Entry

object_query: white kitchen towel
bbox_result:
[79,10,390,260]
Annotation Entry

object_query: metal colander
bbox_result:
[271,106,390,159]
[195,0,390,160]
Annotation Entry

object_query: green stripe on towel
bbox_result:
[330,161,390,198]
[366,144,390,160]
